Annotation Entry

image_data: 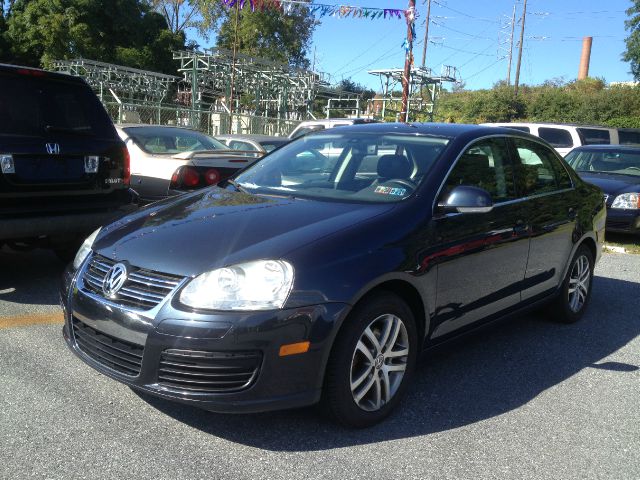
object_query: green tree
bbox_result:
[623,0,640,80]
[216,5,317,69]
[150,0,225,38]
[5,0,185,73]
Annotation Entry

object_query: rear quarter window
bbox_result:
[538,127,574,149]
[577,128,611,145]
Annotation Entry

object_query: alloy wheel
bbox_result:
[568,254,591,313]
[350,314,409,412]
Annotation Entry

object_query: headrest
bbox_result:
[377,154,412,179]
[458,153,490,169]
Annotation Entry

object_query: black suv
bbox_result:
[0,64,137,260]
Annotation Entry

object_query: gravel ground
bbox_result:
[0,250,638,480]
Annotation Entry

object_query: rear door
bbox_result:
[429,137,531,338]
[510,137,577,301]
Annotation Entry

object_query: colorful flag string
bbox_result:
[221,0,411,20]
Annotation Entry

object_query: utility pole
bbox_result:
[506,3,516,85]
[400,0,416,122]
[421,0,432,68]
[228,0,240,134]
[514,0,527,96]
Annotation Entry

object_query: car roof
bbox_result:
[570,144,640,151]
[216,134,287,141]
[116,124,203,132]
[0,63,87,84]
[314,122,522,138]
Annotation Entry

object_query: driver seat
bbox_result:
[377,154,413,183]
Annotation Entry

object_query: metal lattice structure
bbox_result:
[368,65,459,121]
[173,48,327,120]
[52,59,179,104]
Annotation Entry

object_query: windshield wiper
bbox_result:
[45,125,93,136]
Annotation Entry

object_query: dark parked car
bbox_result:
[565,145,640,235]
[61,123,605,427]
[0,64,137,260]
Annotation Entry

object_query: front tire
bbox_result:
[322,292,418,428]
[552,245,594,323]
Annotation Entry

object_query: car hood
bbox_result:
[93,187,395,277]
[578,172,640,196]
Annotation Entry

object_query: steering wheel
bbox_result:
[383,178,417,191]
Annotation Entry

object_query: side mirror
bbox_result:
[439,185,494,214]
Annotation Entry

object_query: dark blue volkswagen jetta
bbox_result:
[565,145,640,235]
[61,123,605,427]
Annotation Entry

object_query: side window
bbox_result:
[538,127,574,149]
[618,129,640,145]
[443,137,516,203]
[513,138,572,196]
[577,128,611,145]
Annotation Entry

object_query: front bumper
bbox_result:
[60,264,349,413]
[605,208,640,234]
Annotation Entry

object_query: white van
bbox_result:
[481,122,638,156]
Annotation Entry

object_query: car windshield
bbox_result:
[233,131,450,203]
[125,126,228,155]
[566,149,640,177]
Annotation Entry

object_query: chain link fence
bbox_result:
[103,101,302,137]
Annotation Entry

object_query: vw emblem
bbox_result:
[102,263,128,297]
[45,143,60,155]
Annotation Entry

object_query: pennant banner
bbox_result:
[221,0,410,19]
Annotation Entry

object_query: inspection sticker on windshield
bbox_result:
[375,186,406,196]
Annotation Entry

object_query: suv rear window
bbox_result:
[618,129,640,145]
[0,73,114,138]
[577,128,611,145]
[538,127,574,148]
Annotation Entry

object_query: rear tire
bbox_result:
[551,245,594,323]
[322,292,418,428]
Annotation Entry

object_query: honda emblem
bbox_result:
[45,143,60,155]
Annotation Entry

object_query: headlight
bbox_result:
[611,192,640,210]
[72,227,102,270]
[179,260,294,311]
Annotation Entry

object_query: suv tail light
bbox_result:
[122,147,130,186]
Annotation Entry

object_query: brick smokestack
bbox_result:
[578,36,592,80]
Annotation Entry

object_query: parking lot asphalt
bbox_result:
[0,248,638,480]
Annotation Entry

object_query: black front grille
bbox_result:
[158,349,261,393]
[72,317,144,377]
[82,255,184,310]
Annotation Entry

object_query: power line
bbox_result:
[464,57,505,81]
[332,30,396,76]
[431,0,500,23]
[431,19,493,40]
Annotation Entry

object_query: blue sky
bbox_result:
[196,0,634,91]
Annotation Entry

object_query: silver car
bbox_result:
[117,125,258,203]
